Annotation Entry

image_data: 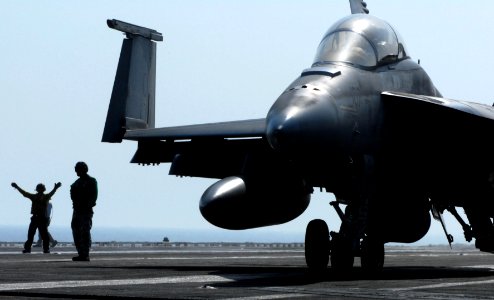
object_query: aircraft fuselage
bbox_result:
[266,59,440,190]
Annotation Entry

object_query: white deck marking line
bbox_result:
[222,294,310,300]
[102,255,303,261]
[386,265,494,291]
[0,274,269,291]
[387,278,494,291]
[462,265,494,269]
[0,250,304,255]
[0,255,304,264]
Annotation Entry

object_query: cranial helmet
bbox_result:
[75,161,89,174]
[36,183,46,193]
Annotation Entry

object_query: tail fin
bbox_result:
[102,19,163,143]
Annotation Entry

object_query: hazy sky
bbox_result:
[2,1,494,243]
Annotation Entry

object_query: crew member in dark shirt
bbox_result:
[70,161,98,261]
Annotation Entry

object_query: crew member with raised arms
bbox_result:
[11,181,62,254]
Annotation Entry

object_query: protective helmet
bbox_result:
[36,183,46,193]
[75,161,89,174]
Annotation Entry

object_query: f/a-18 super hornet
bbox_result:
[102,0,494,272]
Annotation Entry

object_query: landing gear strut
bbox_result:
[330,200,385,273]
[304,217,385,273]
[304,155,385,273]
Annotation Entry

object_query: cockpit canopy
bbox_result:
[313,14,408,68]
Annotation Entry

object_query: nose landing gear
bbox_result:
[304,199,385,274]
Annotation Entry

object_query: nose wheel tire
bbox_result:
[305,219,330,272]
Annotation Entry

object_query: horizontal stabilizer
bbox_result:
[102,19,163,143]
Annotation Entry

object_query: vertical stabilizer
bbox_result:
[102,19,163,143]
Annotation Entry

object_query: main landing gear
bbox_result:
[304,205,384,273]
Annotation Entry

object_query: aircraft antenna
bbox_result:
[349,0,369,14]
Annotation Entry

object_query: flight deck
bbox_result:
[0,242,493,299]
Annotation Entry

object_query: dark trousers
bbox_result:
[25,215,49,252]
[71,211,93,257]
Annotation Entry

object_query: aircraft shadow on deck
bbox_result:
[68,265,494,287]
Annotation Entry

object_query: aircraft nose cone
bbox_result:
[266,107,302,152]
[266,91,339,155]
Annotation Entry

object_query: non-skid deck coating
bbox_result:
[0,243,493,299]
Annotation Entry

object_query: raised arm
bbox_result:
[11,182,33,199]
[47,182,62,198]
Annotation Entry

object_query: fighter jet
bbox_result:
[102,0,494,272]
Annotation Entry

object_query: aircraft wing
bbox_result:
[380,91,494,208]
[125,118,273,179]
[381,91,494,191]
[381,91,494,149]
[382,91,494,121]
[123,118,266,141]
